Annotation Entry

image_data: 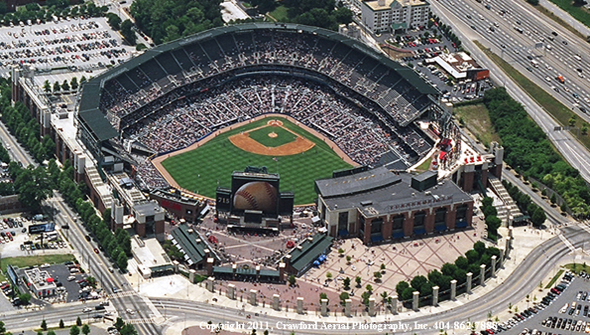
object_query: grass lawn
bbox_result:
[545,269,565,288]
[548,0,590,29]
[269,5,289,22]
[475,41,590,149]
[414,156,432,172]
[162,117,353,205]
[564,262,590,274]
[530,3,587,40]
[0,254,77,281]
[454,103,502,147]
[248,125,297,147]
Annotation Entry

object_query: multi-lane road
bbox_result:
[0,126,163,334]
[435,0,590,114]
[430,0,590,185]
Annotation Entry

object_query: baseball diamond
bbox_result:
[153,115,356,205]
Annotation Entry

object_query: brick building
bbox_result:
[316,167,474,245]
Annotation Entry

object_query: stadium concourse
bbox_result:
[77,23,448,195]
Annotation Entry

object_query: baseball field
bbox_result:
[159,116,355,205]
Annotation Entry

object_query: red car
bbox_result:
[93,248,99,254]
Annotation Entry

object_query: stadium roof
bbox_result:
[78,23,437,147]
[316,166,401,198]
[288,233,333,273]
[170,224,213,266]
[320,172,473,218]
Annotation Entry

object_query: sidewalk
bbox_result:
[122,224,564,334]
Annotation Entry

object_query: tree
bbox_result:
[53,81,61,92]
[61,79,70,91]
[334,7,353,25]
[107,12,121,30]
[326,272,333,280]
[70,326,80,335]
[41,319,47,331]
[70,77,79,91]
[338,248,345,257]
[339,292,350,304]
[59,319,65,328]
[343,277,351,290]
[396,280,410,297]
[14,166,53,210]
[18,293,31,305]
[373,271,382,282]
[76,316,82,326]
[319,292,328,304]
[48,332,56,335]
[531,208,547,227]
[474,241,486,255]
[120,324,137,335]
[120,20,137,45]
[455,256,468,269]
[0,321,5,334]
[81,324,90,335]
[411,275,428,290]
[37,332,43,335]
[288,275,296,287]
[115,318,125,331]
[117,250,128,270]
[365,284,373,293]
[441,263,458,277]
[43,80,51,93]
[355,276,362,287]
[485,215,502,239]
[346,255,352,264]
[251,0,277,13]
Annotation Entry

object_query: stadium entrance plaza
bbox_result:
[125,223,558,335]
[132,214,498,312]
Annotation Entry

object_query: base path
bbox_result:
[229,120,316,156]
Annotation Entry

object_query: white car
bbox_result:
[83,307,92,313]
[126,308,135,315]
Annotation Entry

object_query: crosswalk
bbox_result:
[558,231,576,253]
[126,317,156,325]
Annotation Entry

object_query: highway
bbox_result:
[436,0,590,114]
[430,0,590,184]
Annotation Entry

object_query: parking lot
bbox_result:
[378,28,494,102]
[0,215,71,258]
[0,16,135,77]
[481,271,587,335]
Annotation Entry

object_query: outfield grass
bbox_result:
[0,254,77,281]
[454,104,502,147]
[162,117,353,205]
[475,41,590,149]
[248,125,297,147]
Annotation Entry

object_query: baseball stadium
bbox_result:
[77,22,449,206]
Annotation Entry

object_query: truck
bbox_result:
[557,75,566,83]
[531,60,539,68]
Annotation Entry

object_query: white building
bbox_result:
[361,0,430,34]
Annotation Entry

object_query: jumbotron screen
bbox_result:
[230,172,280,216]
